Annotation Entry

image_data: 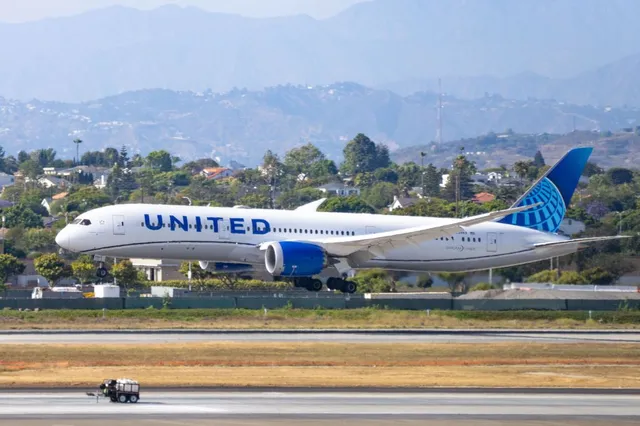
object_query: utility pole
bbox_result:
[436,78,443,145]
[420,152,426,196]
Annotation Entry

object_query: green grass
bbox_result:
[2,308,640,329]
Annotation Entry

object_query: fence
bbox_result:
[2,293,640,311]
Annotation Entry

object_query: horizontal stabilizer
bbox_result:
[294,198,327,212]
[533,235,631,250]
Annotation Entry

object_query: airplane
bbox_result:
[55,146,627,294]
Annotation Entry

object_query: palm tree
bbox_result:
[73,139,83,166]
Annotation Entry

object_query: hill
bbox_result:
[1,84,640,166]
[1,0,640,103]
[392,130,640,170]
[382,53,640,107]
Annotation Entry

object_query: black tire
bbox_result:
[342,281,357,294]
[96,267,108,278]
[326,277,339,290]
[118,394,128,403]
[308,279,323,292]
[110,396,117,403]
[129,394,139,403]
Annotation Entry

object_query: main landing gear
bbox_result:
[96,263,108,279]
[293,277,357,294]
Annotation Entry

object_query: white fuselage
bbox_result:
[56,204,576,274]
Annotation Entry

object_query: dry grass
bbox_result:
[1,309,639,330]
[1,342,640,388]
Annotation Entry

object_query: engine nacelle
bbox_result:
[198,261,253,274]
[264,241,328,277]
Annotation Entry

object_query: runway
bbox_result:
[0,391,639,424]
[1,330,640,344]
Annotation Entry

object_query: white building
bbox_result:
[317,183,361,196]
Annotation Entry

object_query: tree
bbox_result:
[19,159,43,180]
[583,161,604,177]
[441,155,476,205]
[145,150,173,172]
[71,255,95,284]
[363,182,396,210]
[318,196,375,214]
[423,164,440,197]
[533,150,545,167]
[0,254,25,287]
[179,261,213,283]
[513,160,531,182]
[284,143,326,177]
[111,260,139,287]
[34,253,67,286]
[341,133,390,175]
[2,205,43,228]
[607,168,634,185]
[119,145,130,168]
[107,163,137,200]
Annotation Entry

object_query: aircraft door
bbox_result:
[113,215,125,235]
[487,232,498,252]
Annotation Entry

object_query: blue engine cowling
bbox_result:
[198,261,254,274]
[264,241,328,277]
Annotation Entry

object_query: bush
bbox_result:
[154,279,292,291]
[469,282,498,292]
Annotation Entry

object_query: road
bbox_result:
[0,391,639,424]
[1,330,640,344]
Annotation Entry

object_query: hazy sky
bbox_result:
[0,0,367,22]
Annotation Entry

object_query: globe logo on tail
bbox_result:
[499,177,566,233]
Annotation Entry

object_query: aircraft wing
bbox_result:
[533,235,632,250]
[307,204,540,257]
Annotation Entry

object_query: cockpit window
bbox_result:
[78,219,91,226]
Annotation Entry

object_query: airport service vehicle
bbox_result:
[55,147,627,293]
[98,378,140,403]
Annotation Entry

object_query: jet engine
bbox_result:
[264,241,328,277]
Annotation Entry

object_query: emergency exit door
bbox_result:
[113,215,125,235]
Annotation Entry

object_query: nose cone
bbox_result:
[55,228,70,250]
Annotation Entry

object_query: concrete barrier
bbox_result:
[0,295,638,311]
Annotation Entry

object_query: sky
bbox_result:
[0,0,367,22]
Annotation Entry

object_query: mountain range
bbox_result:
[1,83,639,167]
[1,0,639,105]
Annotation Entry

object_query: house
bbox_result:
[42,192,68,214]
[487,172,504,183]
[0,172,15,189]
[37,176,70,189]
[558,218,586,236]
[317,182,361,197]
[388,196,419,212]
[469,173,489,185]
[201,167,233,180]
[472,192,496,204]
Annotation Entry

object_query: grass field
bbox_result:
[2,308,640,330]
[1,342,639,388]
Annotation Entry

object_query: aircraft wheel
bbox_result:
[96,267,108,278]
[342,281,357,294]
[326,277,339,290]
[307,279,323,292]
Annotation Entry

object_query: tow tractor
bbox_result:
[86,378,140,403]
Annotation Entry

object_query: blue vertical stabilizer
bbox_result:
[497,147,592,233]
